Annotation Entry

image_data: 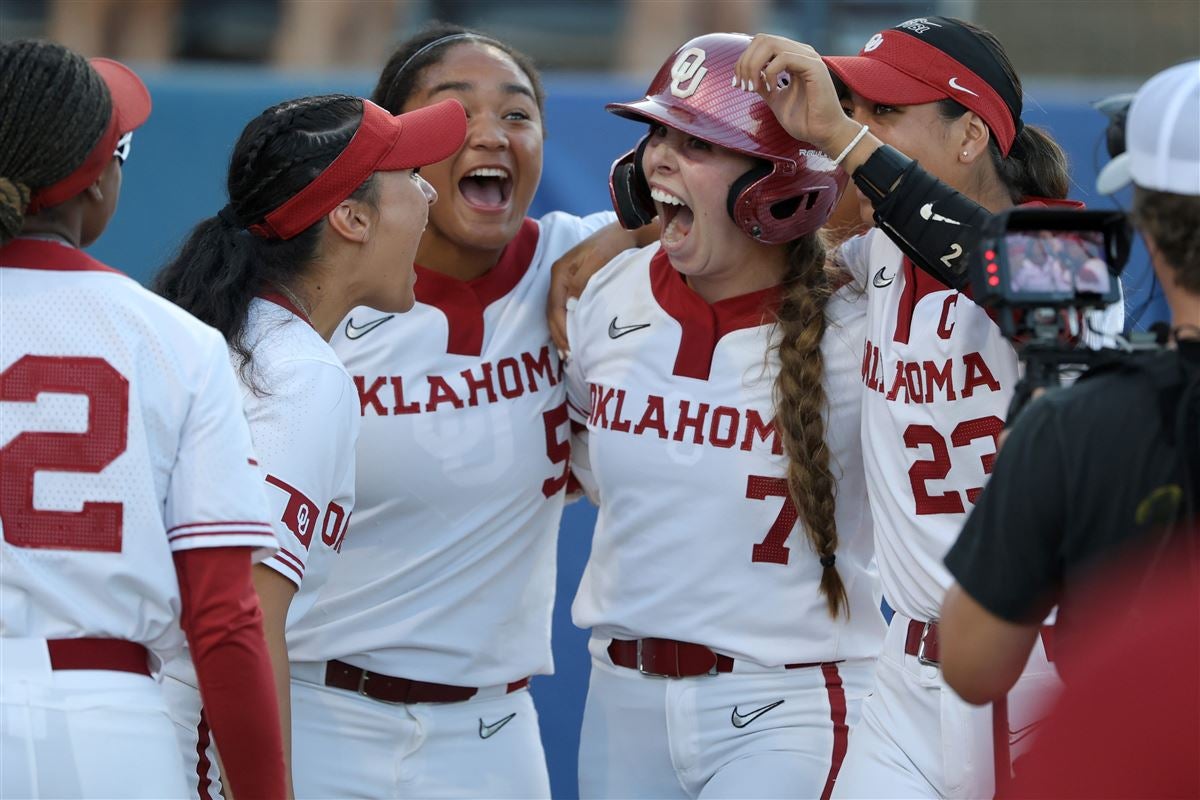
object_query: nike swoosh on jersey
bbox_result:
[608,317,652,339]
[948,77,979,97]
[1008,717,1045,745]
[730,699,785,729]
[919,203,962,226]
[872,266,895,288]
[478,712,517,739]
[344,315,395,340]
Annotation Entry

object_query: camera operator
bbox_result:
[940,60,1200,703]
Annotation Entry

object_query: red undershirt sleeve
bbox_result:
[174,547,287,799]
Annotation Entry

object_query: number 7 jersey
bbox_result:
[566,246,884,665]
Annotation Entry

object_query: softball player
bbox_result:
[154,94,466,797]
[733,17,1123,797]
[284,25,656,799]
[0,41,284,799]
[566,34,885,799]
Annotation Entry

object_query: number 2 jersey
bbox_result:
[566,246,885,666]
[288,212,614,686]
[836,226,1123,622]
[0,239,277,662]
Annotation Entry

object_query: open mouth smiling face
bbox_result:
[458,165,513,213]
[652,185,693,252]
[404,42,544,256]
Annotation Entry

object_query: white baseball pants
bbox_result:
[289,665,551,799]
[831,613,1059,799]
[1,639,189,799]
[161,670,225,800]
[578,641,874,799]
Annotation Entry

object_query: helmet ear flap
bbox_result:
[609,135,656,229]
[726,162,773,238]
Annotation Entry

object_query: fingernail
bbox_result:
[731,75,738,88]
[557,348,568,362]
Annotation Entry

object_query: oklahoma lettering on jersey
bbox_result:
[584,383,783,454]
[353,344,560,417]
[838,229,1017,621]
[288,211,615,685]
[567,246,884,666]
[0,239,276,662]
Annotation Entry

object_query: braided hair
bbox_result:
[153,95,378,390]
[772,232,849,618]
[372,21,545,119]
[0,40,112,245]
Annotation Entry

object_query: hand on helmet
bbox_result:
[732,35,864,161]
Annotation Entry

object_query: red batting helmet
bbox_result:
[607,32,847,244]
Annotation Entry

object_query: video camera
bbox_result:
[970,207,1130,338]
[968,206,1147,418]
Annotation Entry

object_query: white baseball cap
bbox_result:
[1097,60,1200,196]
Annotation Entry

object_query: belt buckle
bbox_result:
[636,640,667,678]
[916,622,938,667]
[357,670,410,704]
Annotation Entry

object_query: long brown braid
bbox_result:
[0,40,112,244]
[772,232,849,618]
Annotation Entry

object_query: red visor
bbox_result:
[27,58,151,214]
[824,31,1018,155]
[248,99,467,241]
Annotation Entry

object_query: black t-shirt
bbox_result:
[945,343,1200,655]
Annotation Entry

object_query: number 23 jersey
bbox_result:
[838,228,1020,622]
[566,246,884,666]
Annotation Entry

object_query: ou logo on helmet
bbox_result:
[670,47,708,98]
[862,33,884,53]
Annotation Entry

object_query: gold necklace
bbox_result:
[273,282,313,325]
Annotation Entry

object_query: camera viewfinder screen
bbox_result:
[1005,230,1111,297]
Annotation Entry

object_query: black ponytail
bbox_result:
[154,94,377,391]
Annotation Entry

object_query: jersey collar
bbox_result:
[413,218,540,356]
[256,291,317,331]
[648,247,783,381]
[0,238,124,274]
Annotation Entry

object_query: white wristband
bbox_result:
[832,123,870,167]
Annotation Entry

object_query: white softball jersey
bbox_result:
[161,296,358,799]
[566,245,885,666]
[163,295,357,691]
[239,297,358,627]
[835,228,1121,622]
[0,239,277,664]
[288,211,615,685]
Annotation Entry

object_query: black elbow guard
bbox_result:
[853,145,992,292]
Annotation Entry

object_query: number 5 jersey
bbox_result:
[566,245,885,665]
[289,211,614,686]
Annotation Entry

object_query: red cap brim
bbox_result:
[376,98,467,170]
[250,98,467,240]
[26,57,151,212]
[91,58,152,134]
[823,55,949,106]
